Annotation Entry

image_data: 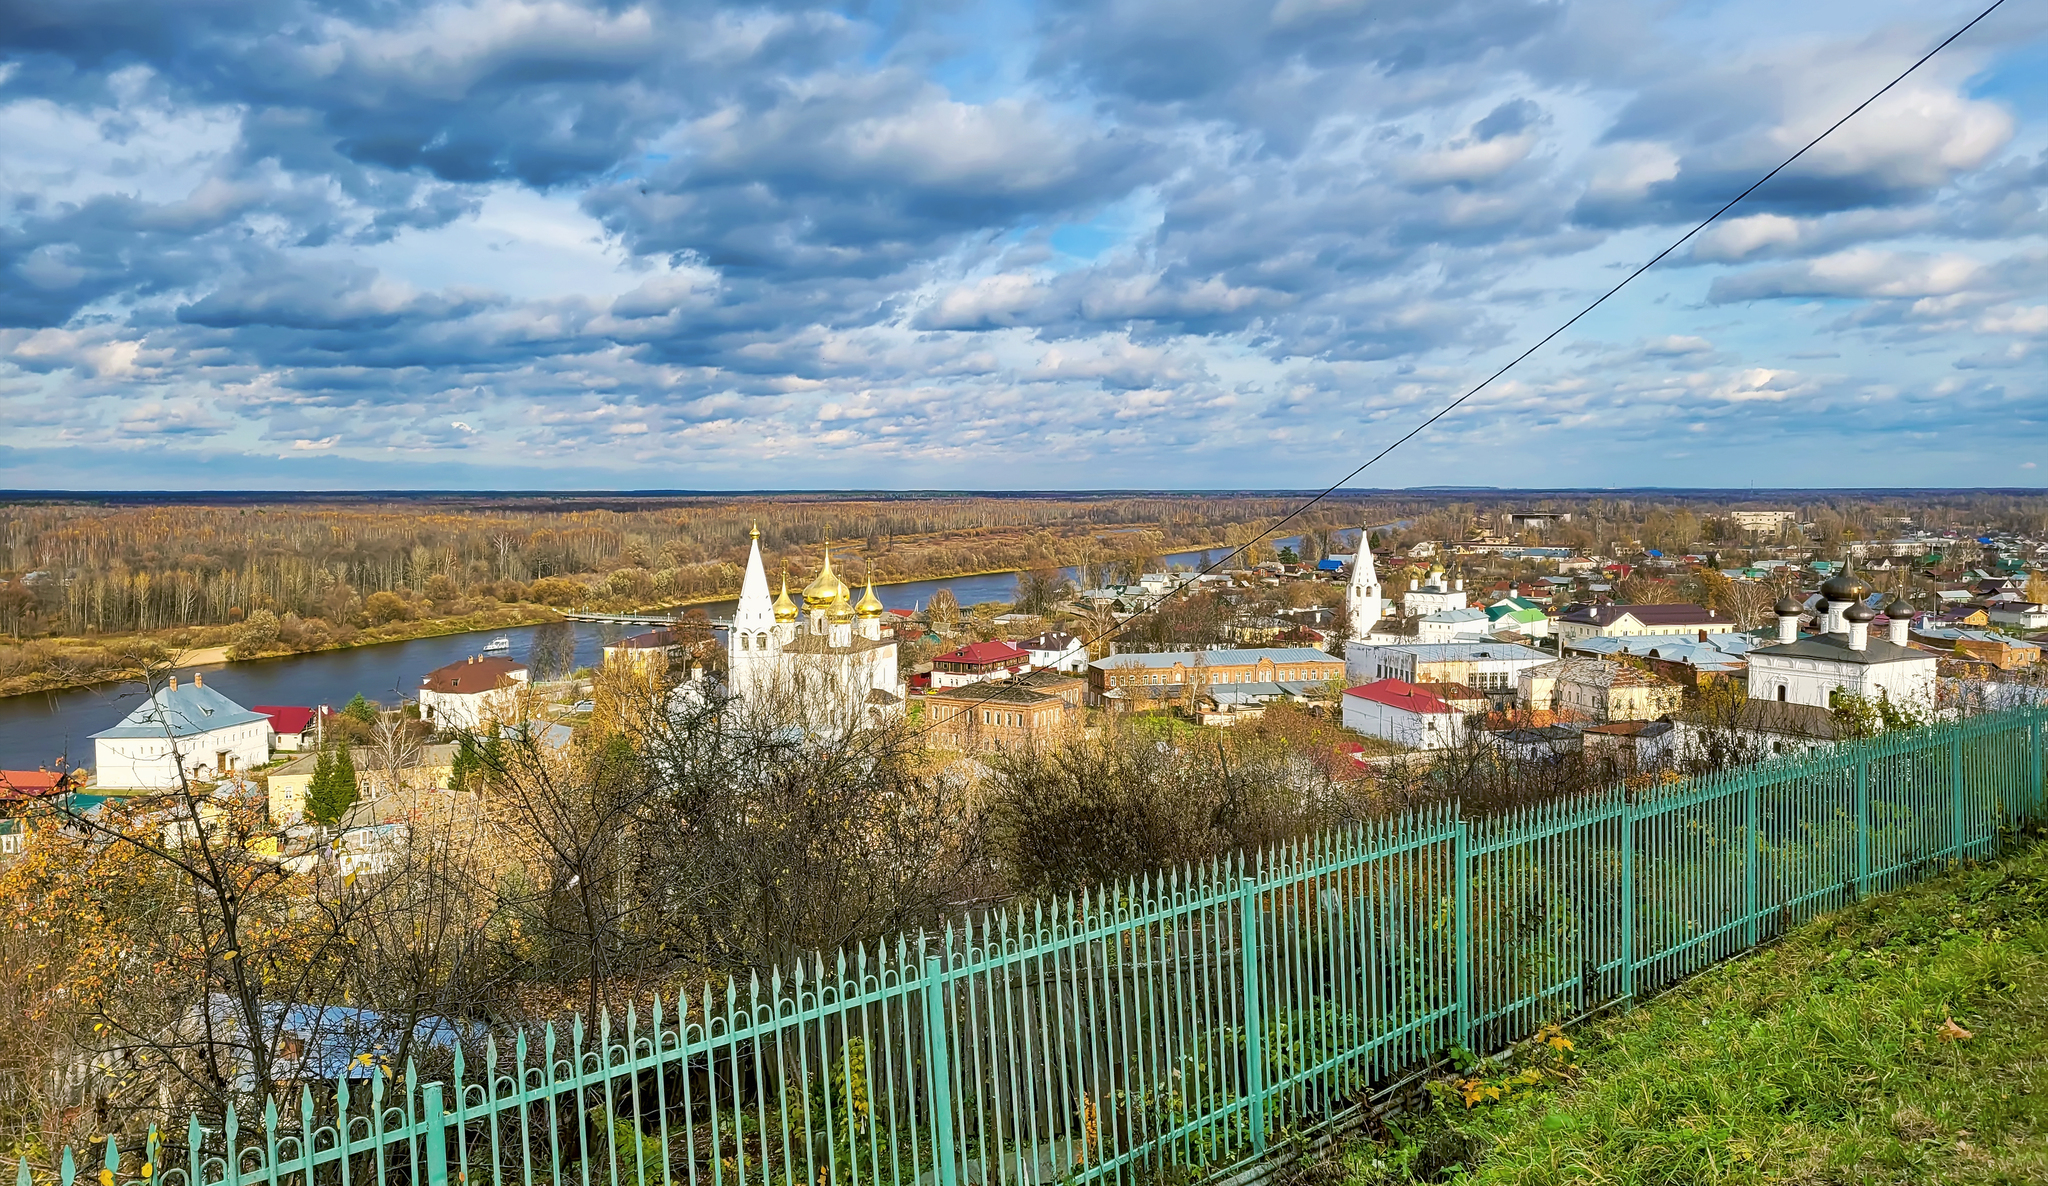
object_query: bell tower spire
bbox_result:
[1346,522,1383,643]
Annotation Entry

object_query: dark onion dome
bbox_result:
[1844,601,1876,623]
[1773,594,1804,616]
[1885,595,1914,618]
[1819,568,1869,602]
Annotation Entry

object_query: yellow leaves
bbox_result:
[101,1169,115,1186]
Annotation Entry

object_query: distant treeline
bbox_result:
[0,496,1360,640]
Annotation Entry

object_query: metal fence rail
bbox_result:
[53,708,2048,1186]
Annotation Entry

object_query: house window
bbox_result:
[1777,685,1787,702]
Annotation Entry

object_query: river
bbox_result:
[0,532,1353,768]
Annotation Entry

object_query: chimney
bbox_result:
[168,676,177,691]
[1698,630,1708,642]
[193,672,202,687]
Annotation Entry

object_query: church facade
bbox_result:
[726,525,904,730]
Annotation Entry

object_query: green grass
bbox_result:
[1345,828,2048,1184]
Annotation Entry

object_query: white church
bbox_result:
[1749,566,1936,718]
[724,524,905,730]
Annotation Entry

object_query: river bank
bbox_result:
[0,603,564,702]
[0,533,1302,706]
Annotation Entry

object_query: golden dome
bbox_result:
[856,578,884,618]
[749,520,760,541]
[801,547,848,607]
[773,576,798,623]
[828,585,855,623]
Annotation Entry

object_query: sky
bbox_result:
[1,0,2045,492]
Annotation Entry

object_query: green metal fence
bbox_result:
[54,707,2048,1186]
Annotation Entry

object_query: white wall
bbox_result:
[1341,695,1465,750]
[94,722,269,790]
[1746,652,1937,714]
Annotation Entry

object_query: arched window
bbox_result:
[1777,685,1787,702]
[758,633,769,649]
[738,634,749,651]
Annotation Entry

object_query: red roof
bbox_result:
[255,705,315,735]
[1,769,79,799]
[934,640,1030,665]
[1342,678,1456,715]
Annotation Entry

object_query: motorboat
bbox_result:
[483,636,512,653]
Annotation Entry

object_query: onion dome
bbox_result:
[828,585,855,623]
[1773,594,1804,616]
[856,578,884,618]
[1819,565,1868,603]
[750,520,760,541]
[1844,601,1876,623]
[773,576,798,623]
[1885,595,1914,619]
[802,548,847,607]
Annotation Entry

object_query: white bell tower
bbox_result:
[1345,524,1383,643]
[729,522,777,698]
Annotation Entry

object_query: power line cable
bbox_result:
[892,0,2010,738]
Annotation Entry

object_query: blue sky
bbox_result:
[1,0,2044,490]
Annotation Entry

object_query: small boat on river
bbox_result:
[483,636,512,653]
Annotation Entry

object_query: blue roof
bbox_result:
[91,682,268,740]
[1317,558,1347,571]
[1093,647,1337,670]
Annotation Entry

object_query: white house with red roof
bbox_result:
[418,656,530,731]
[254,705,315,751]
[930,640,1032,689]
[1341,679,1471,750]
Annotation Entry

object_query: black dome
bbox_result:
[1773,595,1804,616]
[1885,596,1914,618]
[1819,568,1868,602]
[1844,602,1876,623]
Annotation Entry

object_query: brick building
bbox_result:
[923,682,1073,750]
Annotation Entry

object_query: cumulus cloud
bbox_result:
[0,0,2041,487]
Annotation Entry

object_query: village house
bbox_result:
[1346,641,1554,696]
[1018,630,1089,674]
[1089,646,1344,710]
[255,705,316,752]
[930,640,1032,689]
[922,682,1074,751]
[1518,658,1684,723]
[600,627,687,673]
[1010,668,1088,708]
[1911,624,2040,670]
[92,674,271,791]
[267,743,460,825]
[1340,680,1471,750]
[418,656,530,731]
[1554,603,1734,646]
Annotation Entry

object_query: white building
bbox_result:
[1019,629,1089,674]
[1554,603,1733,646]
[1341,679,1469,750]
[1747,578,1936,718]
[726,526,904,729]
[1416,607,1492,643]
[1401,568,1467,618]
[418,656,530,730]
[91,674,271,790]
[1345,640,1555,694]
[1344,525,1385,643]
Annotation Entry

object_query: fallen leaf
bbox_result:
[1937,1017,1973,1043]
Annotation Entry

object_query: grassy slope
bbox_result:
[1348,828,2048,1184]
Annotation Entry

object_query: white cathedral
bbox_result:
[725,524,904,729]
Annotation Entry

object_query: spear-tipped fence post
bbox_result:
[921,956,957,1186]
[1238,875,1265,1156]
